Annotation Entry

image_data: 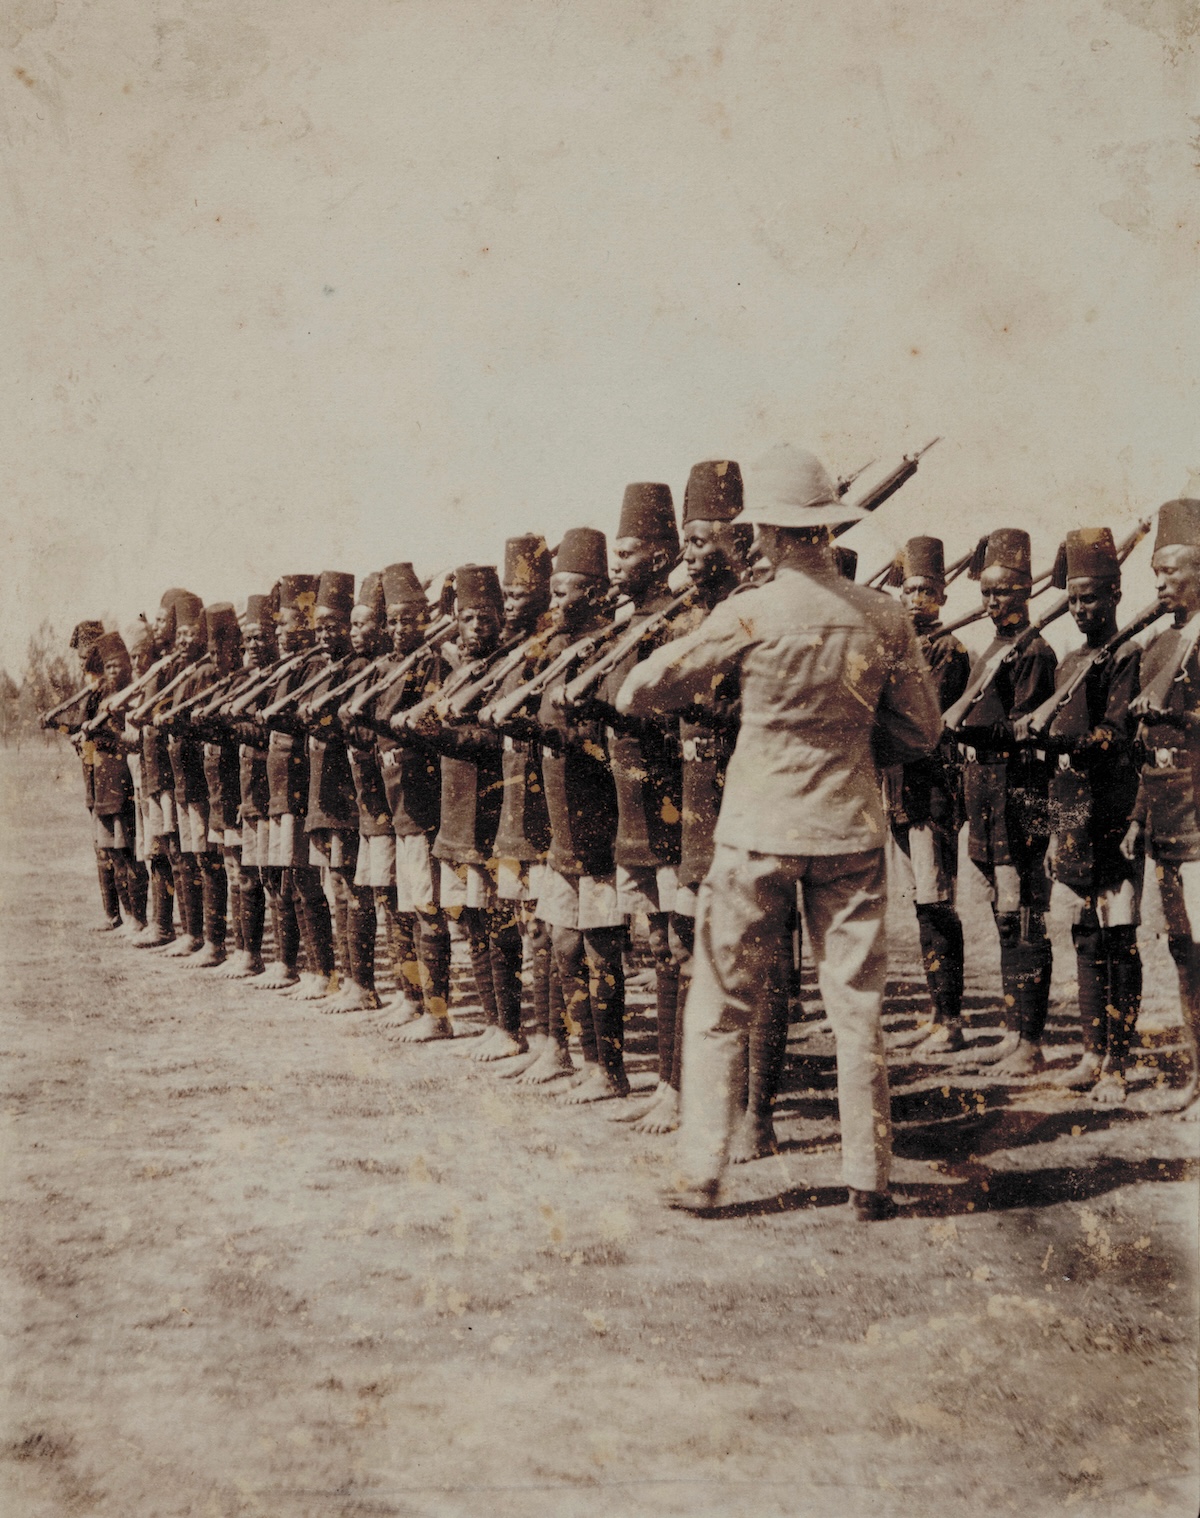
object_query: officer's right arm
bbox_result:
[614,598,749,718]
[873,614,942,768]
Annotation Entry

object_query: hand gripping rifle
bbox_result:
[1019,600,1170,741]
[97,647,184,719]
[127,655,210,727]
[395,631,532,733]
[158,664,248,730]
[480,610,632,729]
[221,648,318,721]
[260,651,356,725]
[942,518,1152,733]
[341,613,459,723]
[560,586,700,708]
[39,682,98,730]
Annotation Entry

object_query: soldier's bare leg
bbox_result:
[188,854,228,967]
[561,927,628,1101]
[1091,926,1140,1104]
[395,909,454,1041]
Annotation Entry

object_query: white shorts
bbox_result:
[147,789,177,840]
[240,817,271,869]
[133,795,149,861]
[495,857,546,903]
[1155,859,1200,944]
[394,833,440,915]
[268,813,311,869]
[440,859,497,912]
[537,865,624,932]
[616,862,678,918]
[94,810,134,852]
[672,881,699,919]
[1055,874,1143,930]
[177,800,215,855]
[889,823,958,906]
[307,827,359,872]
[354,833,397,889]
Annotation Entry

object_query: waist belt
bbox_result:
[682,735,731,763]
[959,745,1047,765]
[503,734,536,755]
[380,747,403,773]
[1154,747,1182,769]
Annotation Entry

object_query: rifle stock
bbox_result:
[225,648,315,719]
[39,682,97,728]
[343,615,456,720]
[129,656,209,725]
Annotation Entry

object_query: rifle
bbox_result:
[159,664,247,729]
[297,649,397,725]
[342,614,458,721]
[836,459,876,498]
[39,682,97,729]
[102,648,183,716]
[834,438,941,539]
[941,517,1153,638]
[223,648,316,719]
[260,652,354,725]
[561,587,699,708]
[943,519,1152,732]
[1130,610,1200,726]
[396,632,529,733]
[1021,600,1169,740]
[439,628,558,722]
[128,656,210,726]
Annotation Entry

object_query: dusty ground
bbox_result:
[1,744,1196,1518]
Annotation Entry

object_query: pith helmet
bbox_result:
[682,460,743,525]
[742,444,865,529]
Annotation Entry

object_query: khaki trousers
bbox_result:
[678,844,892,1194]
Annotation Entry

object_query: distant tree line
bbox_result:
[0,622,80,746]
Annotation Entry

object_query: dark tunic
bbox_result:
[884,623,971,831]
[492,645,552,863]
[264,652,326,818]
[167,662,215,808]
[538,619,619,879]
[596,592,683,871]
[52,686,100,808]
[1131,623,1200,864]
[140,666,175,797]
[1045,639,1140,893]
[365,650,442,839]
[959,630,1058,872]
[304,656,360,833]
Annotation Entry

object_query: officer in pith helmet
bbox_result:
[620,443,941,1217]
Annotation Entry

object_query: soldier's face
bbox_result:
[175,619,203,657]
[550,572,601,629]
[386,602,428,656]
[979,567,1031,630]
[350,604,382,656]
[315,606,351,657]
[502,582,546,634]
[900,576,945,629]
[611,537,670,596]
[683,521,730,588]
[131,644,155,677]
[277,606,314,655]
[151,607,173,652]
[457,604,502,657]
[1152,546,1200,619]
[1067,575,1120,638]
[102,654,130,694]
[242,624,275,669]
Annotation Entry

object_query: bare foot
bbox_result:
[476,1030,528,1063]
[247,961,299,990]
[160,935,202,959]
[611,1083,668,1124]
[394,1012,454,1043]
[495,1035,547,1079]
[632,1084,681,1135]
[1089,1071,1127,1106]
[728,1109,778,1162]
[887,1020,938,1050]
[919,1022,966,1055]
[117,918,146,940]
[964,1030,1022,1068]
[325,983,381,1014]
[1052,1051,1102,1090]
[463,1026,506,1060]
[516,1041,575,1085]
[987,1040,1045,1078]
[558,1067,630,1104]
[291,972,335,1001]
[92,918,122,934]
[222,952,265,981]
[131,925,174,949]
[662,1177,721,1213]
[188,941,226,969]
[381,992,422,1023]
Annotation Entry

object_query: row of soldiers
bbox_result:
[47,447,1200,1217]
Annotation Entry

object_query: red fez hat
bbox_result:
[555,528,609,581]
[682,460,743,525]
[617,483,677,545]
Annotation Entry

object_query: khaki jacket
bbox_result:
[617,561,941,857]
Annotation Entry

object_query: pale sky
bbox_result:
[1,0,1197,671]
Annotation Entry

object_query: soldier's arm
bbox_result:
[873,616,942,768]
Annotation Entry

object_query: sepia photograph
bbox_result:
[2,2,1197,1515]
